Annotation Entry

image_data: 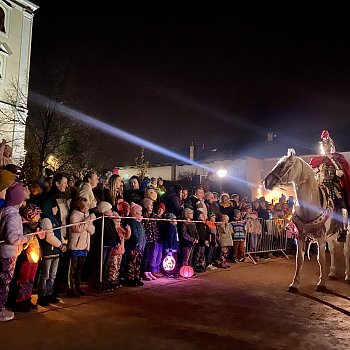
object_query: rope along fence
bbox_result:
[0,215,290,288]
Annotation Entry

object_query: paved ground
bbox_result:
[1,253,349,350]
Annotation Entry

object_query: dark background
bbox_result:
[28,2,350,168]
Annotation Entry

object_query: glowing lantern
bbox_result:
[28,250,40,264]
[163,252,176,272]
[179,265,194,278]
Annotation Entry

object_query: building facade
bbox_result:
[0,0,38,164]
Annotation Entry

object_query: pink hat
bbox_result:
[130,202,142,217]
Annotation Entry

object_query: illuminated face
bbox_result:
[206,193,214,203]
[157,208,164,216]
[182,189,188,199]
[90,174,99,188]
[23,185,31,200]
[31,213,41,223]
[196,188,205,199]
[145,203,153,213]
[115,176,122,188]
[130,179,139,190]
[3,145,12,158]
[132,208,142,218]
[56,177,68,193]
[209,215,216,222]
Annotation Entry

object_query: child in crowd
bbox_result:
[205,212,218,270]
[141,198,162,281]
[108,213,131,288]
[10,204,44,312]
[217,214,233,268]
[231,209,246,262]
[67,197,96,297]
[38,196,67,306]
[124,202,146,287]
[245,208,262,261]
[0,183,40,321]
[94,201,120,291]
[181,208,198,266]
[193,210,208,273]
[161,213,179,277]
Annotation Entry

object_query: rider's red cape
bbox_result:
[309,153,350,210]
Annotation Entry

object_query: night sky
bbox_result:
[28,2,350,167]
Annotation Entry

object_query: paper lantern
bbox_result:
[179,265,194,278]
[163,252,176,272]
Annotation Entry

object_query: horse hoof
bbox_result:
[316,285,327,292]
[328,275,337,280]
[288,286,299,293]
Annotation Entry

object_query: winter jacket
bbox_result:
[68,210,96,251]
[125,218,146,252]
[40,218,63,258]
[0,206,32,259]
[162,222,179,252]
[195,221,209,246]
[93,215,121,248]
[205,220,217,246]
[206,202,222,221]
[143,214,160,243]
[231,220,246,242]
[245,213,262,235]
[181,221,199,247]
[217,223,233,247]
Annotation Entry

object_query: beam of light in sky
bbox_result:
[30,91,259,188]
[120,72,315,152]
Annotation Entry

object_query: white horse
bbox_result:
[264,149,350,292]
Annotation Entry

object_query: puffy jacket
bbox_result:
[0,206,32,259]
[68,210,96,251]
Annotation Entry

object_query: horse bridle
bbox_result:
[269,157,297,186]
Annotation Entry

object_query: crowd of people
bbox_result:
[0,162,295,322]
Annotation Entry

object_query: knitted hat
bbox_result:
[195,210,205,220]
[233,209,241,217]
[22,204,41,220]
[97,201,112,214]
[165,213,176,220]
[157,202,165,211]
[117,200,130,213]
[5,182,25,206]
[183,207,193,218]
[208,212,216,218]
[141,197,153,208]
[0,169,16,192]
[130,202,142,217]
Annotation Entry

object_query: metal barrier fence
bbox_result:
[245,218,290,264]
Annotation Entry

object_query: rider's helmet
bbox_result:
[320,130,336,154]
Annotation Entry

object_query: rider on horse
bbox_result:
[309,130,350,243]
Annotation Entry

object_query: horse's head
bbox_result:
[264,149,298,190]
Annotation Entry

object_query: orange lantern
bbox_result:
[179,265,194,278]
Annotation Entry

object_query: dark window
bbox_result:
[0,8,5,33]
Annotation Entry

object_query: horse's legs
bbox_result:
[344,233,350,283]
[316,238,327,290]
[327,238,337,279]
[288,239,304,292]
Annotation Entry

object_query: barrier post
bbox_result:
[99,214,105,290]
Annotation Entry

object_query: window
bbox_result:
[0,7,5,33]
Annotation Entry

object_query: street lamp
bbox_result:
[217,169,227,193]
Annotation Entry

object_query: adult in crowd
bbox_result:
[124,175,143,205]
[162,184,183,218]
[78,171,98,210]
